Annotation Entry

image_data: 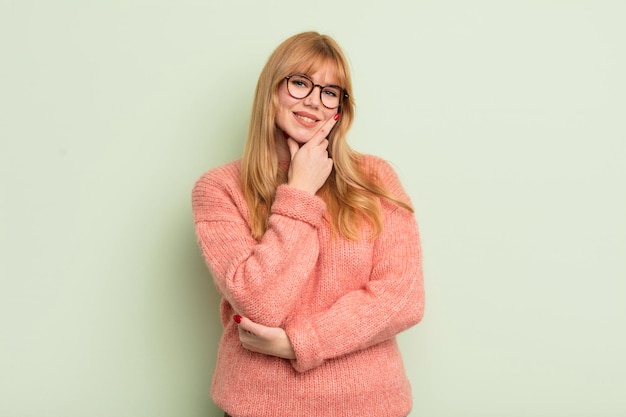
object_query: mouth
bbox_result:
[295,114,317,123]
[293,111,320,124]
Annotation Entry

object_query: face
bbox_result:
[275,64,340,144]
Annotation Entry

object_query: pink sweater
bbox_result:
[192,155,424,417]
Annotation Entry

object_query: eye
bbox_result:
[322,88,340,98]
[290,76,312,89]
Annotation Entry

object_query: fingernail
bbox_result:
[233,315,242,324]
[334,113,340,121]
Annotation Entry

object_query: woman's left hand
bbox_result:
[234,315,296,360]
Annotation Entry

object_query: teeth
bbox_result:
[296,114,316,123]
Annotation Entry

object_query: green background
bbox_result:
[1,1,624,416]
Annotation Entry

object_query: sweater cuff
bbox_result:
[271,185,326,228]
[285,315,324,373]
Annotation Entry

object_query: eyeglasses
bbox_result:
[284,74,349,109]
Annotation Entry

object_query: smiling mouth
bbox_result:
[294,113,318,123]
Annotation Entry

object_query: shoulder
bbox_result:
[359,154,412,209]
[192,160,245,219]
[193,159,241,194]
[358,154,400,184]
[358,154,409,201]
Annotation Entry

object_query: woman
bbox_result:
[192,31,424,417]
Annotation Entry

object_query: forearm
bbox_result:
[208,221,320,325]
[194,183,327,326]
[285,271,423,372]
[284,207,424,372]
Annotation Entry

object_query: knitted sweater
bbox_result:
[192,154,424,417]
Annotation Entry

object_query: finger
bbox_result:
[238,327,254,338]
[238,316,264,336]
[234,315,255,336]
[309,116,338,146]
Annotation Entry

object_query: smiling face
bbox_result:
[275,63,340,144]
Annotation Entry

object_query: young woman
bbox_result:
[192,31,424,417]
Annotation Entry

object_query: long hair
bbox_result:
[241,31,412,240]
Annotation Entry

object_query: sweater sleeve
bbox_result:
[192,169,326,327]
[284,161,425,372]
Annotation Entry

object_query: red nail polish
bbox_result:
[233,315,242,324]
[334,113,340,121]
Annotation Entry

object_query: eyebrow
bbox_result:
[293,73,342,89]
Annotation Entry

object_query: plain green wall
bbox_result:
[1,1,625,416]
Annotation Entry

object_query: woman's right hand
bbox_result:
[286,115,339,195]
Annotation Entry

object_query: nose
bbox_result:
[303,85,322,107]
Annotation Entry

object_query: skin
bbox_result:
[235,66,343,359]
[275,66,340,195]
[236,316,296,359]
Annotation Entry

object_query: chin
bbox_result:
[292,135,313,144]
[283,128,308,143]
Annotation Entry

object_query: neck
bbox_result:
[275,128,291,164]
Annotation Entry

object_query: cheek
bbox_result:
[321,108,336,121]
[276,85,296,111]
[275,112,286,132]
[275,106,292,132]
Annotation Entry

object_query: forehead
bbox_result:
[292,60,342,85]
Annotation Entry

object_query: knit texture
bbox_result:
[192,155,424,417]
